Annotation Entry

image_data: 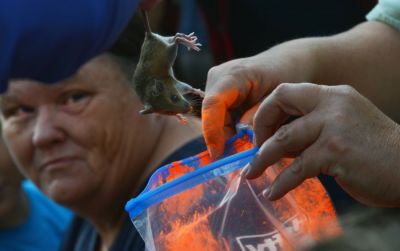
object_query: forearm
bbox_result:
[310,21,400,122]
[255,21,400,121]
[201,18,400,158]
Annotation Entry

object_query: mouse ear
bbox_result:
[175,81,192,94]
[151,80,165,97]
[176,81,205,97]
[140,104,154,114]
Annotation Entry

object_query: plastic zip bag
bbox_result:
[125,128,339,251]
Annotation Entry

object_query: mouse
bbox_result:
[131,10,205,122]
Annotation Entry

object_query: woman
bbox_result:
[0,52,204,250]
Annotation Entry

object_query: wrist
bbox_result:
[263,37,323,86]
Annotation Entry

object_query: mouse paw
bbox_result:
[174,32,202,51]
[192,88,205,98]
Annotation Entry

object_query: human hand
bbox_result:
[245,83,400,207]
[202,55,290,159]
[139,0,162,10]
[201,40,317,160]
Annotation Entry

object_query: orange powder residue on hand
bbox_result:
[202,86,255,159]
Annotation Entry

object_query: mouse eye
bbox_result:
[170,95,179,103]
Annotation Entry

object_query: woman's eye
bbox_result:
[61,91,92,110]
[65,92,88,104]
[2,105,35,119]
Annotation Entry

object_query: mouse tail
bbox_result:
[141,10,152,33]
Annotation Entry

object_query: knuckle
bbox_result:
[274,124,291,144]
[322,162,343,177]
[338,84,356,95]
[290,155,303,174]
[295,155,309,179]
[323,134,348,156]
[332,85,359,104]
[207,58,248,85]
[202,95,221,110]
[228,58,249,73]
[273,83,291,100]
[207,66,219,81]
[325,86,360,119]
[297,154,319,179]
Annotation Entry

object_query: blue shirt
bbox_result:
[1,0,140,93]
[0,181,73,251]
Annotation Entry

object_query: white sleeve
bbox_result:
[367,0,400,31]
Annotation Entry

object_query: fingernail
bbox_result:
[235,123,249,132]
[262,187,271,198]
[209,146,218,161]
[240,164,250,177]
[244,160,257,179]
[253,135,257,146]
[267,185,276,200]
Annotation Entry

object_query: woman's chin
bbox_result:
[42,179,95,208]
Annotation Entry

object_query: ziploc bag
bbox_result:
[125,127,340,251]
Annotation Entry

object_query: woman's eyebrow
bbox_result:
[0,95,19,107]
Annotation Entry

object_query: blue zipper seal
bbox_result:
[125,128,259,219]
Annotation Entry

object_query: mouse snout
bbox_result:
[183,100,190,109]
[177,99,191,113]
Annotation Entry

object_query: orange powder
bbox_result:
[157,209,229,251]
[139,132,339,251]
[291,177,341,240]
[159,184,204,217]
[165,163,194,182]
[198,152,211,167]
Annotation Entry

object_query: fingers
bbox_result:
[246,113,322,179]
[253,83,322,146]
[266,143,334,200]
[202,59,269,159]
[202,82,244,159]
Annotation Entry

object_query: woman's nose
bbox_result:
[32,107,65,148]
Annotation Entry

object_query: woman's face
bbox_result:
[0,55,159,207]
